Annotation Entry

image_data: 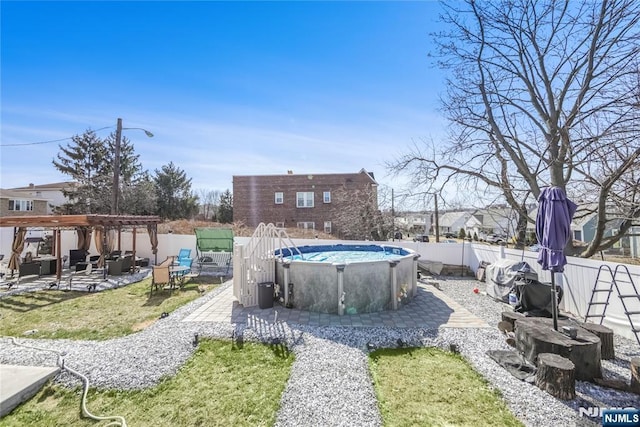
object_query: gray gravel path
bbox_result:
[1,277,639,427]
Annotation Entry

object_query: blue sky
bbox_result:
[1,1,447,197]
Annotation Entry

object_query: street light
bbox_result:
[112,118,154,215]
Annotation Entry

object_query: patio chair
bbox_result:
[177,257,193,273]
[176,248,191,263]
[69,249,87,267]
[120,255,132,274]
[107,258,123,276]
[89,255,100,268]
[151,257,173,295]
[173,257,193,284]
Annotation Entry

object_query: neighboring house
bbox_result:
[395,212,428,234]
[571,203,629,254]
[232,169,378,234]
[437,211,472,236]
[5,182,74,214]
[0,189,49,217]
[630,226,640,259]
[467,207,519,239]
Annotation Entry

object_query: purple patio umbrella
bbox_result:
[536,187,577,330]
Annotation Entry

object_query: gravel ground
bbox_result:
[1,277,639,427]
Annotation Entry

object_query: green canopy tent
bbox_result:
[194,228,234,276]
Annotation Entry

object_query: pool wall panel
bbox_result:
[274,244,416,315]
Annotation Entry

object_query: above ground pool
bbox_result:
[274,244,419,315]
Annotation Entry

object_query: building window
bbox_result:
[275,192,284,204]
[9,199,33,211]
[323,191,331,203]
[324,221,332,233]
[296,192,314,208]
[275,222,285,228]
[297,222,315,230]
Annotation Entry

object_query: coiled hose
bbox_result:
[7,336,127,427]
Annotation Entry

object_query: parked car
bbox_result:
[443,232,457,239]
[393,231,403,240]
[486,234,507,244]
[413,234,429,242]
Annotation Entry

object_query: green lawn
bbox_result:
[370,347,523,427]
[0,276,218,340]
[0,339,294,427]
[1,276,525,426]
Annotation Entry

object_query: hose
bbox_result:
[6,336,128,427]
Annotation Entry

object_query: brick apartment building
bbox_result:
[233,169,378,234]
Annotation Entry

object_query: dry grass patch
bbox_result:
[0,277,219,340]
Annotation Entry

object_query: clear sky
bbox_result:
[1,1,447,198]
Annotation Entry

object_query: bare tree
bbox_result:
[196,188,221,221]
[332,186,391,240]
[390,0,640,256]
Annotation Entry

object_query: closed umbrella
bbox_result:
[535,187,577,330]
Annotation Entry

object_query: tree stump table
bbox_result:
[578,322,615,360]
[515,317,602,381]
[535,353,576,400]
[501,311,525,330]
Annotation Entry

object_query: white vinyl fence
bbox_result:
[2,228,637,342]
[473,244,640,342]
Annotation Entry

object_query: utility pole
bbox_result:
[111,118,122,215]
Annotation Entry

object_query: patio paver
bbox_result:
[183,283,489,329]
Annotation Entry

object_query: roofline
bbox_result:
[0,214,161,229]
[233,169,377,184]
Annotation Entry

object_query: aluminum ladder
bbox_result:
[584,264,640,346]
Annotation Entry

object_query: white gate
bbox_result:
[233,223,300,307]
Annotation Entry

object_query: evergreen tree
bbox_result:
[121,171,158,215]
[53,130,150,214]
[153,162,198,220]
[217,189,233,223]
[53,130,110,214]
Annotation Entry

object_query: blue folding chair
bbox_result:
[178,257,193,274]
[177,248,191,262]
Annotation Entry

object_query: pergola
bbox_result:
[0,214,161,283]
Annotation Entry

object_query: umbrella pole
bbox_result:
[551,273,558,331]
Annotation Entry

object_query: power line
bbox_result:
[0,126,114,147]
